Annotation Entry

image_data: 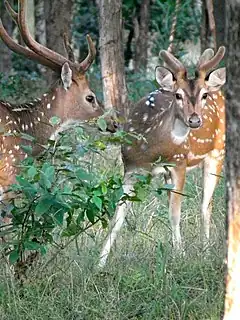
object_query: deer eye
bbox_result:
[86,95,95,103]
[175,93,182,100]
[202,93,208,99]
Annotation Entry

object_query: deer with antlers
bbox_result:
[98,46,226,268]
[0,0,112,221]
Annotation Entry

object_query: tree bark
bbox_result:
[213,0,225,48]
[35,0,46,45]
[44,0,74,82]
[134,0,151,72]
[201,0,216,50]
[0,0,14,74]
[97,0,128,119]
[224,1,240,318]
[34,0,46,74]
[201,0,225,51]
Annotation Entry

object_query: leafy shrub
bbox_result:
[0,120,163,279]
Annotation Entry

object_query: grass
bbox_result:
[0,168,226,320]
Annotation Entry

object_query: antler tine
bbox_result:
[198,46,226,73]
[4,0,18,24]
[78,35,96,72]
[63,33,75,63]
[160,50,186,78]
[18,0,74,70]
[0,19,59,71]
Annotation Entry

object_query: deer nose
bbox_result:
[188,113,202,128]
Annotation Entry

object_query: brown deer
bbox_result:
[0,0,110,221]
[98,46,226,268]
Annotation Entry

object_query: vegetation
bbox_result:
[0,0,228,319]
[0,169,225,319]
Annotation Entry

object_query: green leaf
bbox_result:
[27,166,38,179]
[54,209,65,225]
[40,246,47,255]
[15,176,37,198]
[24,241,42,251]
[44,165,55,185]
[97,117,107,131]
[92,195,102,211]
[86,208,95,223]
[35,195,53,215]
[20,132,35,142]
[9,249,19,264]
[49,116,61,126]
[62,223,78,237]
[94,140,106,150]
[101,218,108,229]
[76,211,85,225]
[101,183,107,195]
[20,144,32,155]
[75,168,94,181]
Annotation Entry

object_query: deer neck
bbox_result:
[171,117,190,145]
[5,86,78,155]
[155,101,190,146]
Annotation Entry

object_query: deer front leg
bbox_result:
[201,153,223,243]
[98,171,134,269]
[168,164,186,250]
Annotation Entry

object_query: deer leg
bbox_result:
[98,171,134,269]
[164,166,173,200]
[168,164,186,250]
[201,154,223,243]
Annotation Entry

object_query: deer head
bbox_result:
[0,0,103,123]
[158,47,226,129]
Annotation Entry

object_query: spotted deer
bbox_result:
[0,0,110,220]
[98,46,226,268]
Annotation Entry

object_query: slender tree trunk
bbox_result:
[201,0,225,51]
[134,0,151,72]
[44,0,74,82]
[97,0,128,119]
[213,0,225,47]
[34,0,46,74]
[35,0,46,45]
[0,0,14,73]
[224,1,240,318]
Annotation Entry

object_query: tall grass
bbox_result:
[0,169,226,320]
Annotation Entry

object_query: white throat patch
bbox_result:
[171,118,190,145]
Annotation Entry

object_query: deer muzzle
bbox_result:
[188,113,202,129]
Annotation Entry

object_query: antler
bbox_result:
[197,46,226,75]
[159,50,186,80]
[63,33,75,63]
[0,0,96,73]
[0,19,59,71]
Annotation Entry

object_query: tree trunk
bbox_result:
[35,0,46,45]
[97,0,128,119]
[224,1,240,318]
[0,0,14,74]
[213,0,225,47]
[134,0,151,72]
[201,0,225,51]
[201,0,215,50]
[34,0,46,74]
[44,0,74,82]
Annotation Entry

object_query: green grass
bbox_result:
[0,168,226,320]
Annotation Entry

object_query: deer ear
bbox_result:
[155,67,175,92]
[205,67,226,91]
[61,62,73,90]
